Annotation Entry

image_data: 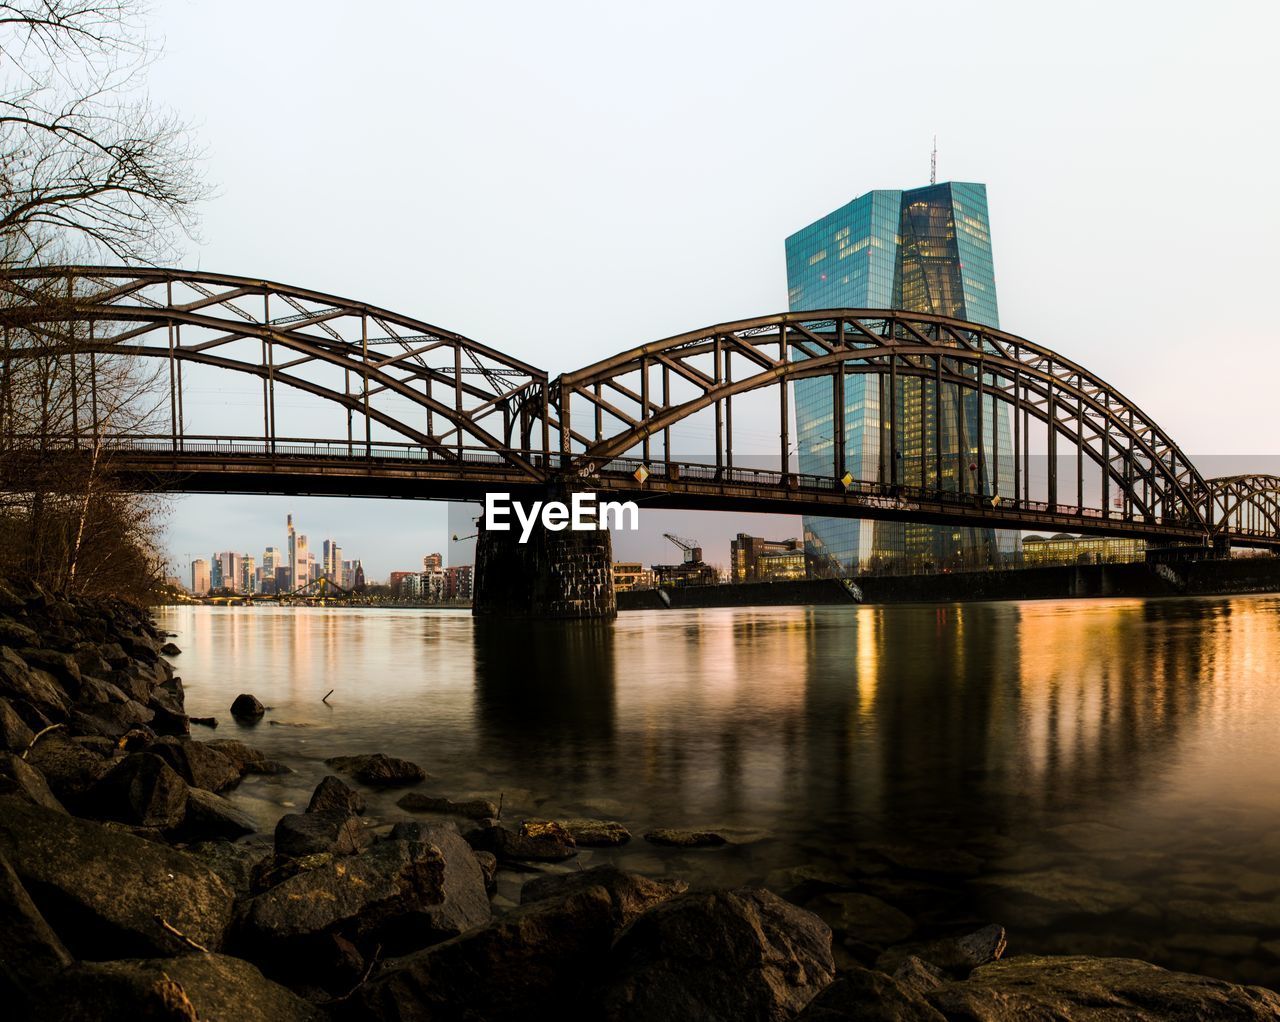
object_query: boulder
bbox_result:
[91,752,190,829]
[0,797,234,957]
[239,835,487,981]
[249,850,336,896]
[928,955,1280,1021]
[521,864,688,927]
[0,646,69,720]
[160,642,182,656]
[396,791,497,820]
[466,821,577,862]
[147,736,241,793]
[355,886,618,1020]
[181,787,257,840]
[27,731,114,801]
[643,827,728,847]
[474,850,497,893]
[0,751,66,813]
[600,888,835,1022]
[307,774,366,815]
[204,738,291,775]
[17,647,82,692]
[383,821,492,939]
[229,693,265,720]
[795,965,946,1021]
[0,696,34,751]
[0,618,39,648]
[38,953,322,1022]
[557,817,631,846]
[68,698,155,740]
[325,752,426,786]
[185,839,272,898]
[876,924,1008,977]
[0,852,73,1011]
[274,811,367,857]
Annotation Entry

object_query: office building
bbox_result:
[730,533,804,583]
[240,554,256,594]
[785,180,1019,575]
[287,515,297,591]
[191,558,210,595]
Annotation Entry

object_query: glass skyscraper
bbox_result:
[784,181,1019,575]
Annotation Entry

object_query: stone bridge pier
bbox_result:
[471,495,616,620]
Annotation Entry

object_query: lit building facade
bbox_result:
[785,181,1019,575]
[730,533,804,583]
[191,558,210,595]
[1022,534,1146,567]
[612,561,653,592]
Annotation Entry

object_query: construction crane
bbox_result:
[663,533,703,564]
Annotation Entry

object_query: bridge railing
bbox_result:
[33,432,1220,537]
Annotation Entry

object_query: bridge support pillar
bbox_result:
[472,512,616,620]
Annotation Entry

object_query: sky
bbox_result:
[145,0,1280,581]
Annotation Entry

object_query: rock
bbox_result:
[0,797,234,957]
[795,965,947,1021]
[325,752,426,786]
[239,834,487,982]
[877,924,1008,977]
[0,618,38,648]
[557,818,632,846]
[0,696,33,752]
[972,871,1143,928]
[474,849,497,893]
[643,827,728,847]
[249,850,335,895]
[0,852,73,1011]
[601,887,835,1022]
[274,811,366,857]
[0,751,66,813]
[355,886,618,1020]
[91,751,190,829]
[0,646,69,720]
[204,738,291,775]
[69,698,155,740]
[521,864,688,927]
[396,791,497,820]
[185,839,272,898]
[17,647,82,692]
[1164,897,1280,934]
[383,821,492,939]
[860,842,984,877]
[893,956,948,998]
[229,693,265,719]
[307,774,366,815]
[160,642,182,656]
[189,716,217,729]
[928,955,1280,1021]
[38,953,322,1022]
[147,736,241,793]
[181,787,257,840]
[466,821,577,862]
[806,892,916,947]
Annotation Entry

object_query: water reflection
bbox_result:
[159,594,1280,988]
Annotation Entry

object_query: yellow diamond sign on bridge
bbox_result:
[633,465,650,484]
[841,471,854,490]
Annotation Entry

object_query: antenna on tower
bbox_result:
[930,135,937,185]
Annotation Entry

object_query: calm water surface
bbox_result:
[158,596,1280,987]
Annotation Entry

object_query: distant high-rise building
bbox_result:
[322,540,342,581]
[214,551,243,592]
[209,552,223,591]
[274,566,291,593]
[422,552,443,572]
[263,546,281,579]
[785,180,1019,575]
[191,558,210,595]
[444,564,474,600]
[295,535,310,588]
[241,555,256,594]
[287,515,297,590]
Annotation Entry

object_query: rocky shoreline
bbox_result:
[2,580,1279,1020]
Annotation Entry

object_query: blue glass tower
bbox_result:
[785,182,1019,575]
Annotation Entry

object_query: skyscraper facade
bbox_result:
[784,181,1019,575]
[191,558,210,595]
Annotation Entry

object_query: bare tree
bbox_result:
[0,0,206,266]
[0,2,205,597]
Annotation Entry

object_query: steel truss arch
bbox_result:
[0,266,550,479]
[553,310,1213,532]
[1205,475,1280,540]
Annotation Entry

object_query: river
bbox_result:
[157,595,1280,987]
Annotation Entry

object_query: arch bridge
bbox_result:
[0,266,1273,554]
